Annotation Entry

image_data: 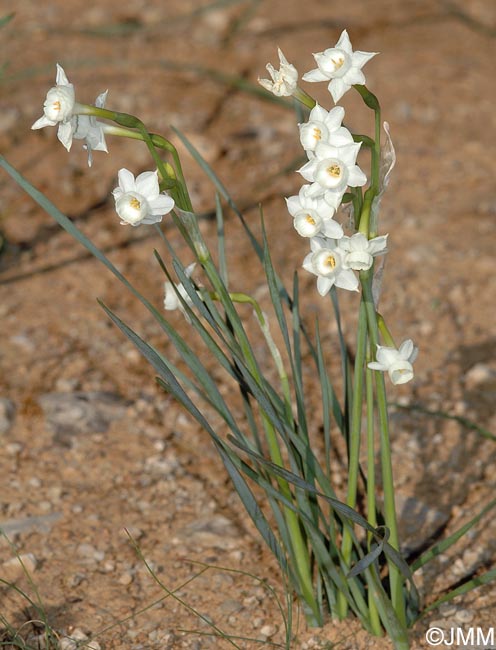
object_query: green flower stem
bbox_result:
[202,260,319,625]
[293,87,316,110]
[365,363,381,636]
[376,312,396,347]
[353,85,381,239]
[78,105,193,211]
[361,271,406,627]
[338,299,368,619]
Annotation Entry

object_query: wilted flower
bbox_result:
[299,104,353,154]
[164,263,197,321]
[112,168,174,227]
[71,90,109,166]
[302,237,359,295]
[31,64,77,151]
[258,48,298,97]
[368,339,418,385]
[298,141,367,209]
[339,232,388,271]
[302,30,377,103]
[286,185,343,239]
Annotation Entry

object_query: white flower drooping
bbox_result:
[368,339,418,385]
[302,237,359,295]
[31,64,77,151]
[258,48,298,97]
[286,185,343,239]
[299,104,353,155]
[302,30,377,103]
[112,168,175,227]
[339,232,388,271]
[71,90,109,167]
[164,263,197,321]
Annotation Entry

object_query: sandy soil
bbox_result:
[1,1,496,648]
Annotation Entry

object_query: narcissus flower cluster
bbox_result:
[260,31,417,384]
[259,31,384,296]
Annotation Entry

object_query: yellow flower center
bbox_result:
[305,214,316,226]
[53,100,61,113]
[332,56,345,70]
[327,164,342,178]
[325,255,336,269]
[313,127,322,141]
[130,197,141,210]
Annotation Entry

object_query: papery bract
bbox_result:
[112,168,174,227]
[302,30,377,103]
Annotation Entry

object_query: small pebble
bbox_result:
[454,608,474,623]
[119,572,134,585]
[260,624,277,638]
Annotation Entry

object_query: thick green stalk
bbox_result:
[365,364,381,635]
[361,272,406,627]
[337,300,368,618]
[202,258,320,625]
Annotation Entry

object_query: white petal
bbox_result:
[368,361,386,372]
[55,63,70,86]
[335,30,353,55]
[317,276,334,296]
[347,165,368,188]
[321,218,343,239]
[118,168,137,193]
[31,115,55,130]
[285,195,300,216]
[335,269,359,291]
[328,78,349,103]
[57,121,74,151]
[149,194,175,216]
[352,50,378,68]
[297,159,318,182]
[308,103,328,122]
[302,68,329,83]
[164,282,180,310]
[368,234,388,255]
[343,67,366,87]
[135,171,159,199]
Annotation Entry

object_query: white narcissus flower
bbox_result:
[286,185,343,239]
[31,64,77,151]
[112,169,175,227]
[71,90,109,167]
[339,232,388,271]
[164,263,197,321]
[302,237,359,295]
[258,48,298,97]
[299,104,353,154]
[298,141,367,209]
[302,30,378,103]
[368,339,418,385]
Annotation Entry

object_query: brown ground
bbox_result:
[1,1,496,648]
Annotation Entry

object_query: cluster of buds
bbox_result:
[259,31,417,384]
